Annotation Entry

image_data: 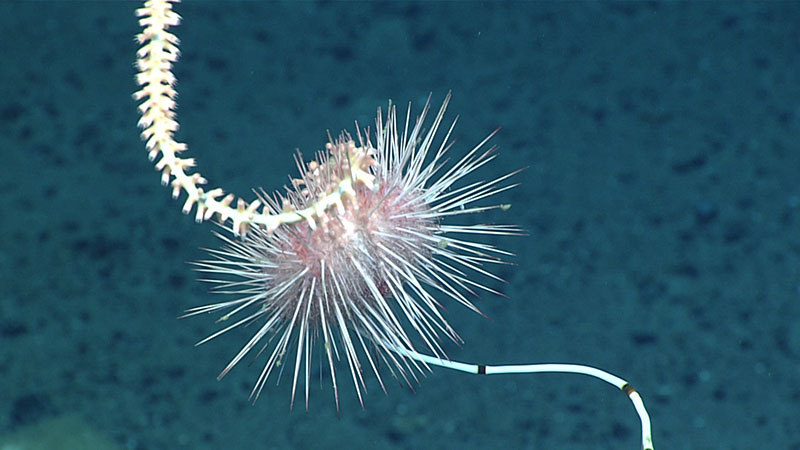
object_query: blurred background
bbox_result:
[0,2,798,449]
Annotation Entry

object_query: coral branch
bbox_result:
[134,0,379,236]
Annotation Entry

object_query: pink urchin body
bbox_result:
[188,95,519,409]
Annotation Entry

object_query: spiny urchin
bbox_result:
[185,94,520,409]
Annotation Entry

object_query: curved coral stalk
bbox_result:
[133,0,375,236]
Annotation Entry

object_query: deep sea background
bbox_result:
[1,1,799,449]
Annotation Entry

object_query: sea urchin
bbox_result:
[184,94,520,409]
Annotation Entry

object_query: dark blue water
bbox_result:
[0,2,798,449]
